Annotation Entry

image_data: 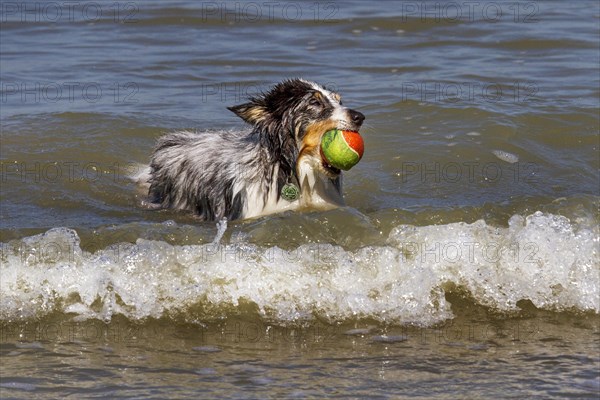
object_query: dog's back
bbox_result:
[148,130,260,220]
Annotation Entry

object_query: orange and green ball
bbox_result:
[320,129,364,171]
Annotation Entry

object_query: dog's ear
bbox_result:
[227,102,268,125]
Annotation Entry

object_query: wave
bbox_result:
[1,212,598,326]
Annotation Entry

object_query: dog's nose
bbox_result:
[349,110,365,126]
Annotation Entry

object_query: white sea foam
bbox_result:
[492,150,519,163]
[1,212,598,326]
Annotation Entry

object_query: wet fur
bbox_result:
[145,79,365,221]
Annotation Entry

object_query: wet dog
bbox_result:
[145,78,365,221]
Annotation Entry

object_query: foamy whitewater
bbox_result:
[1,212,598,326]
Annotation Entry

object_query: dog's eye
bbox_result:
[309,98,322,107]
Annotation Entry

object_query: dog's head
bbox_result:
[228,78,365,183]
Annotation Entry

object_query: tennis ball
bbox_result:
[320,129,364,171]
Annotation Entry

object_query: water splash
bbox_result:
[1,212,598,326]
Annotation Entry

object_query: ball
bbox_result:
[320,129,364,171]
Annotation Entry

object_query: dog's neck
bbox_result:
[253,118,299,199]
[297,157,344,207]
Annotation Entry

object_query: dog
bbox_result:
[144,78,365,221]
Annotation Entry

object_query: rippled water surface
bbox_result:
[1,1,599,398]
